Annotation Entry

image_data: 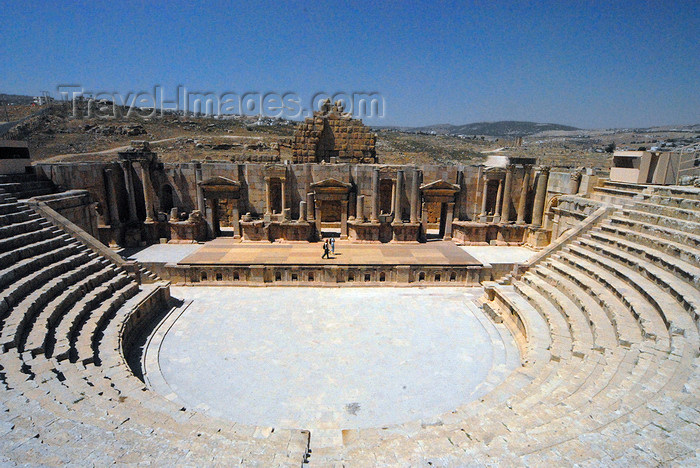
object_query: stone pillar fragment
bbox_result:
[479,178,489,221]
[516,167,531,225]
[371,168,380,222]
[104,168,121,227]
[195,165,205,213]
[206,198,217,238]
[281,179,287,213]
[356,195,365,222]
[501,165,514,223]
[314,199,322,237]
[299,200,307,222]
[394,169,404,222]
[264,178,272,215]
[232,199,241,238]
[531,166,550,229]
[121,162,139,223]
[410,169,420,223]
[493,179,504,222]
[443,202,455,240]
[169,207,179,222]
[306,192,315,221]
[340,200,349,239]
[568,170,582,195]
[139,162,155,223]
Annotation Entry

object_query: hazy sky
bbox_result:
[1,0,698,128]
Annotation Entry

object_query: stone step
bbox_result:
[599,222,700,267]
[513,280,574,361]
[25,264,118,356]
[0,201,23,216]
[632,200,700,223]
[72,281,140,365]
[568,240,697,342]
[0,245,88,311]
[552,252,666,345]
[589,229,700,289]
[622,208,700,236]
[640,193,700,212]
[0,226,62,256]
[650,185,700,201]
[0,251,94,351]
[608,214,700,250]
[545,256,644,348]
[0,232,72,270]
[0,208,39,227]
[0,217,49,242]
[51,274,132,361]
[523,271,597,352]
[576,237,700,328]
[532,264,622,350]
[0,242,80,292]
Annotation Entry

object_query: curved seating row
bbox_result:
[0,191,310,465]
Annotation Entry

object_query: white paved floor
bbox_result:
[123,243,203,263]
[459,245,536,264]
[146,287,519,431]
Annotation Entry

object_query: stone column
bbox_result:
[298,200,307,222]
[104,168,121,227]
[531,166,550,229]
[139,162,155,223]
[280,179,287,213]
[195,165,205,213]
[390,180,396,216]
[502,164,514,223]
[231,199,241,238]
[516,166,531,225]
[306,192,315,220]
[340,199,348,239]
[568,170,582,195]
[394,169,404,222]
[356,195,365,222]
[121,162,139,223]
[421,200,428,240]
[314,199,322,237]
[410,169,420,223]
[454,168,464,221]
[264,178,272,215]
[493,178,504,222]
[205,197,217,238]
[443,202,455,240]
[371,168,380,222]
[479,177,489,221]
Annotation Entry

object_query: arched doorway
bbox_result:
[161,184,174,213]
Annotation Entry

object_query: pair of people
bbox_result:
[321,237,336,259]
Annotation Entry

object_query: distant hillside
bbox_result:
[0,93,35,105]
[388,121,580,137]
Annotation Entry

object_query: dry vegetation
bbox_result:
[4,101,697,170]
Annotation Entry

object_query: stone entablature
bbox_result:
[292,100,377,164]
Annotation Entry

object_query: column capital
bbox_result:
[538,165,551,174]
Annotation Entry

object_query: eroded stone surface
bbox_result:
[149,287,519,431]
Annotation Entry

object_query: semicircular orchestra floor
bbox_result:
[144,287,519,432]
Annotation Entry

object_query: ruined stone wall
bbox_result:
[36,160,537,228]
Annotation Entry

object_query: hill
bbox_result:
[391,120,579,137]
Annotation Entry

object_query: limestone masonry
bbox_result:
[0,118,698,465]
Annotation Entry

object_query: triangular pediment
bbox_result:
[420,179,460,192]
[200,176,240,187]
[310,178,352,189]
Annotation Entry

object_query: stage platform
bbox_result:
[127,239,498,286]
[178,238,481,267]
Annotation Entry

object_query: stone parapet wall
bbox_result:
[156,263,488,286]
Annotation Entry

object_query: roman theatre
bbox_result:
[0,106,698,466]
